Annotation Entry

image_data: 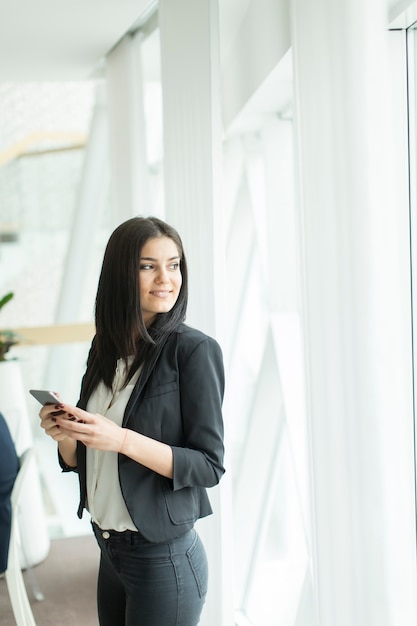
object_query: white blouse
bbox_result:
[85,357,141,531]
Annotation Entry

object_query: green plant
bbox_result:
[0,292,19,361]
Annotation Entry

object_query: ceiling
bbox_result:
[0,0,246,82]
[0,0,405,83]
[0,0,153,81]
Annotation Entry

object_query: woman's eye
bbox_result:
[140,264,153,270]
[169,263,179,270]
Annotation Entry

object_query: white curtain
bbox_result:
[291,0,417,624]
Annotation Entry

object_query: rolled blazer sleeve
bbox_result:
[171,336,225,491]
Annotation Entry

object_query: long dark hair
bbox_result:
[81,217,188,396]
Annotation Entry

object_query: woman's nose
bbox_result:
[156,269,169,283]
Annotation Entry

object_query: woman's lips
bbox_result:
[150,290,172,298]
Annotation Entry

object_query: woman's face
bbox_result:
[139,236,182,326]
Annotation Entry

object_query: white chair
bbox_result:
[5,448,40,626]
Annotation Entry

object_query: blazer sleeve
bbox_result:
[171,335,225,491]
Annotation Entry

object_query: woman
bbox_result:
[39,216,225,626]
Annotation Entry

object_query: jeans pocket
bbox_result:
[186,532,208,599]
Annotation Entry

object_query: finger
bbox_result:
[44,423,66,441]
[55,416,90,437]
[40,403,66,419]
[59,404,92,424]
[40,415,56,429]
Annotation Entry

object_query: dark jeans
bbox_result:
[92,522,208,626]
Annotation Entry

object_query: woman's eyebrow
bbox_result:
[140,256,180,261]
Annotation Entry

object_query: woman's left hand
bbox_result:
[54,404,125,453]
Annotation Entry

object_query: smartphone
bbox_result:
[29,389,71,418]
[29,389,61,406]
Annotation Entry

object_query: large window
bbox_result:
[222,52,315,626]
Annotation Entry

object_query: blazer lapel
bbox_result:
[122,335,171,427]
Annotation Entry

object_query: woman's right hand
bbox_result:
[39,400,72,442]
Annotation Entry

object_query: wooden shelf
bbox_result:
[13,323,95,346]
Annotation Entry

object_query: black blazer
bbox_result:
[60,324,225,543]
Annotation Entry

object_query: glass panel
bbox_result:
[223,53,315,623]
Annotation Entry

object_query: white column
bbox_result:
[159,0,224,335]
[292,1,417,625]
[159,2,233,625]
[106,32,150,222]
